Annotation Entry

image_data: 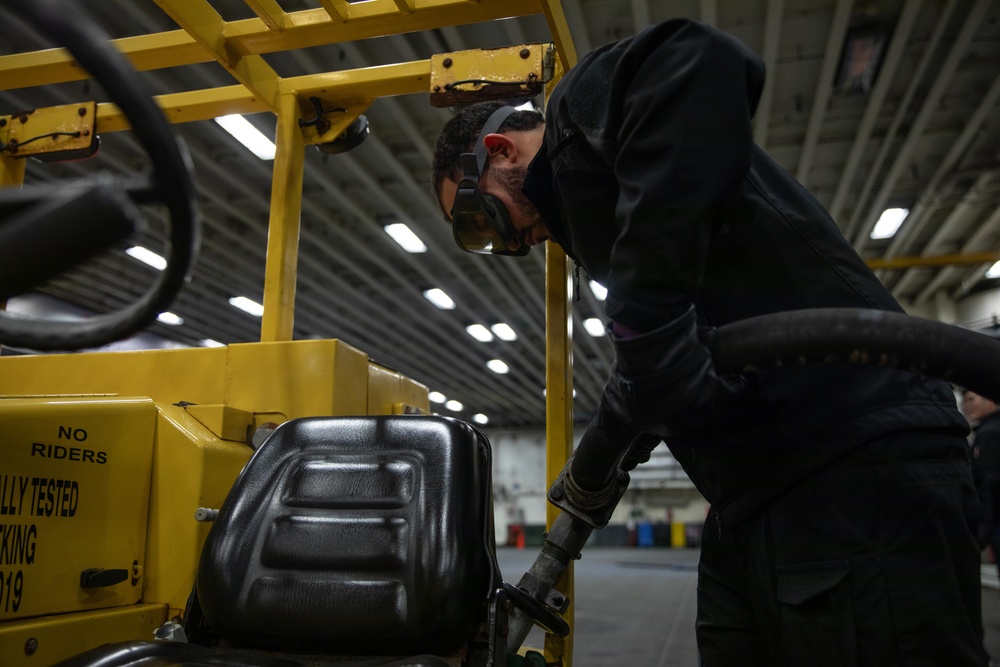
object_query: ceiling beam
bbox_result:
[881,72,1000,262]
[829,0,923,225]
[794,0,852,187]
[850,0,991,248]
[753,0,784,150]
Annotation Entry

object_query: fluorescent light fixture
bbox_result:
[384,223,427,253]
[542,388,577,397]
[487,359,509,374]
[126,246,166,271]
[491,323,517,341]
[445,399,464,411]
[870,208,909,240]
[583,317,606,337]
[515,101,536,111]
[201,338,224,348]
[215,114,276,160]
[423,288,456,310]
[157,311,184,326]
[472,413,489,424]
[229,296,264,317]
[428,391,447,404]
[987,261,1000,279]
[466,324,494,342]
[589,280,607,301]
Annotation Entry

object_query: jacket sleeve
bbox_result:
[600,20,765,331]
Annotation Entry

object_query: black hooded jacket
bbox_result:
[522,19,967,523]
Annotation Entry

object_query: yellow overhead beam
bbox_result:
[95,85,269,133]
[35,59,425,135]
[867,251,1000,271]
[155,0,281,113]
[316,0,350,23]
[221,0,541,56]
[280,60,431,106]
[244,0,288,31]
[0,31,210,92]
[0,0,541,93]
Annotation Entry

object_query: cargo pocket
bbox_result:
[776,561,858,667]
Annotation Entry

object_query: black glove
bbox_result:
[598,304,746,438]
[621,432,663,471]
[569,413,661,492]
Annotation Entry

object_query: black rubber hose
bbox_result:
[709,308,1000,400]
[0,0,199,350]
[571,308,1000,493]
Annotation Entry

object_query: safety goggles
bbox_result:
[450,106,530,257]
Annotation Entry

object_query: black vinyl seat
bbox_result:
[57,415,505,667]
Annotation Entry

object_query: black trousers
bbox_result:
[697,430,987,666]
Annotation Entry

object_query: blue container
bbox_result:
[637,522,655,547]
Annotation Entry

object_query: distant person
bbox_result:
[964,389,1000,572]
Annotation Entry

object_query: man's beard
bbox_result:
[490,165,537,221]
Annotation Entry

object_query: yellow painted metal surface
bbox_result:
[96,85,269,133]
[0,347,229,405]
[368,362,431,417]
[261,93,306,343]
[539,0,579,70]
[184,404,255,442]
[0,397,156,620]
[317,0,350,23]
[866,251,1000,270]
[430,44,547,107]
[245,0,288,30]
[0,602,167,667]
[0,0,543,91]
[544,243,575,666]
[0,340,371,420]
[0,31,209,92]
[0,154,25,189]
[0,102,96,159]
[142,404,251,615]
[0,338,422,651]
[281,61,431,107]
[225,340,370,418]
[155,0,281,112]
[222,0,544,56]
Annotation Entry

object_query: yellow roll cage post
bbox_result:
[0,1,579,665]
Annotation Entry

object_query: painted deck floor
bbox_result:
[497,547,1000,667]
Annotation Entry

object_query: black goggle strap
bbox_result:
[470,105,518,176]
[455,105,519,209]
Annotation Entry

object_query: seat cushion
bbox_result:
[196,416,499,654]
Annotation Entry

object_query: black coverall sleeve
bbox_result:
[587,22,762,441]
[604,20,765,331]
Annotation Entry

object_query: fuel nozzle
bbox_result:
[546,418,636,528]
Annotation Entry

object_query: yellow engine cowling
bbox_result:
[0,339,428,664]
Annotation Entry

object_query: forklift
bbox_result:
[2,2,1000,666]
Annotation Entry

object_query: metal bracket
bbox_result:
[430,44,548,108]
[547,459,629,529]
[2,102,99,161]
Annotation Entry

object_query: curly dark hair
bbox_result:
[431,101,545,215]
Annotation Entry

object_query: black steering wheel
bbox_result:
[0,0,199,351]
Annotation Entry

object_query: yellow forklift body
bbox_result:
[0,340,429,665]
[0,603,167,665]
[0,396,155,620]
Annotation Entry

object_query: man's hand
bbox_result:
[621,432,663,471]
[600,304,746,438]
